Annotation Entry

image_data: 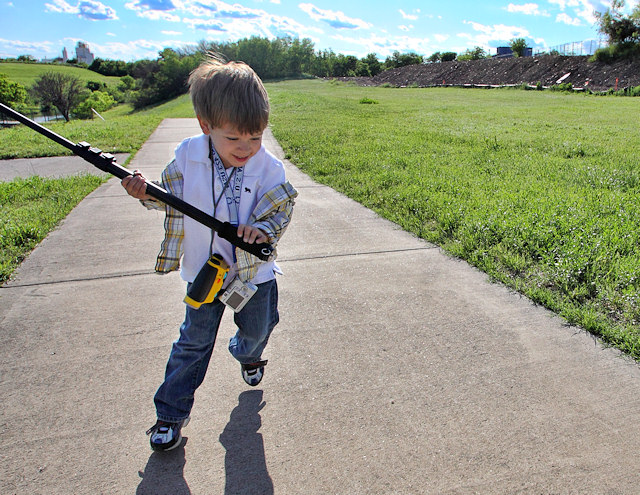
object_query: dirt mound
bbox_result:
[349,55,640,91]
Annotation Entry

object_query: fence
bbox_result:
[533,39,608,56]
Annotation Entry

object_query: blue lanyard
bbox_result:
[209,141,244,258]
[212,153,243,226]
[209,141,244,225]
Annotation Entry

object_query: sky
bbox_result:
[0,0,636,62]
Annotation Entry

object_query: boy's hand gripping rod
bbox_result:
[0,103,273,261]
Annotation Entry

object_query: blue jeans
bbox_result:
[154,279,279,422]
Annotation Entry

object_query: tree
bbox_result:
[131,48,200,109]
[457,46,489,61]
[285,37,315,76]
[330,54,358,76]
[89,58,130,77]
[356,53,382,76]
[0,73,27,108]
[236,36,275,79]
[595,0,640,44]
[31,72,86,121]
[509,38,528,57]
[441,52,457,62]
[384,51,423,70]
[427,52,442,63]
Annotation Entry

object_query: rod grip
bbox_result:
[217,222,274,261]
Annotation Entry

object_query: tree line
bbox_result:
[1,0,638,121]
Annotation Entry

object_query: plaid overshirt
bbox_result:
[141,159,185,273]
[141,159,297,278]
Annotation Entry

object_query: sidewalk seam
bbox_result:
[279,245,437,263]
[2,269,158,289]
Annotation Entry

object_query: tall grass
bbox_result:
[267,80,640,359]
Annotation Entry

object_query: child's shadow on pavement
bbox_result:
[219,390,274,495]
[137,439,191,495]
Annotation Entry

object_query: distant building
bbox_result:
[494,46,533,58]
[75,42,94,65]
[62,47,68,63]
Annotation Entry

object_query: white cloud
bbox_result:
[399,9,419,21]
[548,0,597,24]
[0,37,55,52]
[45,0,77,14]
[399,24,414,32]
[434,34,449,43]
[161,30,183,35]
[556,12,582,25]
[506,3,550,16]
[299,3,372,29]
[125,0,180,20]
[331,32,430,58]
[45,0,118,20]
[460,20,541,49]
[575,1,598,24]
[183,17,227,32]
[87,38,197,60]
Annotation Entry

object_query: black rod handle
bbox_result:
[0,103,273,261]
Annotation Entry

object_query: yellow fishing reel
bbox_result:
[184,254,229,309]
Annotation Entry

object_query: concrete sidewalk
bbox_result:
[1,118,639,495]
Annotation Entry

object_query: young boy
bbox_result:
[122,56,297,452]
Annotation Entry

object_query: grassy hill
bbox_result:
[0,62,121,87]
[0,93,194,159]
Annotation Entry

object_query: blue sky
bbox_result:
[1,0,635,62]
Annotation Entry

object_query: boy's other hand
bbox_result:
[237,224,268,244]
[121,170,152,200]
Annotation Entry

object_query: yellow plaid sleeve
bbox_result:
[236,181,298,282]
[153,160,184,273]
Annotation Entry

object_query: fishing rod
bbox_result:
[0,103,273,261]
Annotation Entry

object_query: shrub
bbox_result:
[74,90,116,119]
[0,73,27,107]
[86,81,107,92]
[590,42,640,62]
[550,83,573,92]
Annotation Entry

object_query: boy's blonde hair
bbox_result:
[189,54,269,135]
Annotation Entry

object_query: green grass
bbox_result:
[2,79,640,359]
[0,94,195,159]
[0,61,121,87]
[0,175,106,282]
[267,79,640,360]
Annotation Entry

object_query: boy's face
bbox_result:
[198,117,263,169]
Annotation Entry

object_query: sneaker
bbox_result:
[145,417,190,452]
[241,360,268,387]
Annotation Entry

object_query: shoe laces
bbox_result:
[146,420,172,436]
